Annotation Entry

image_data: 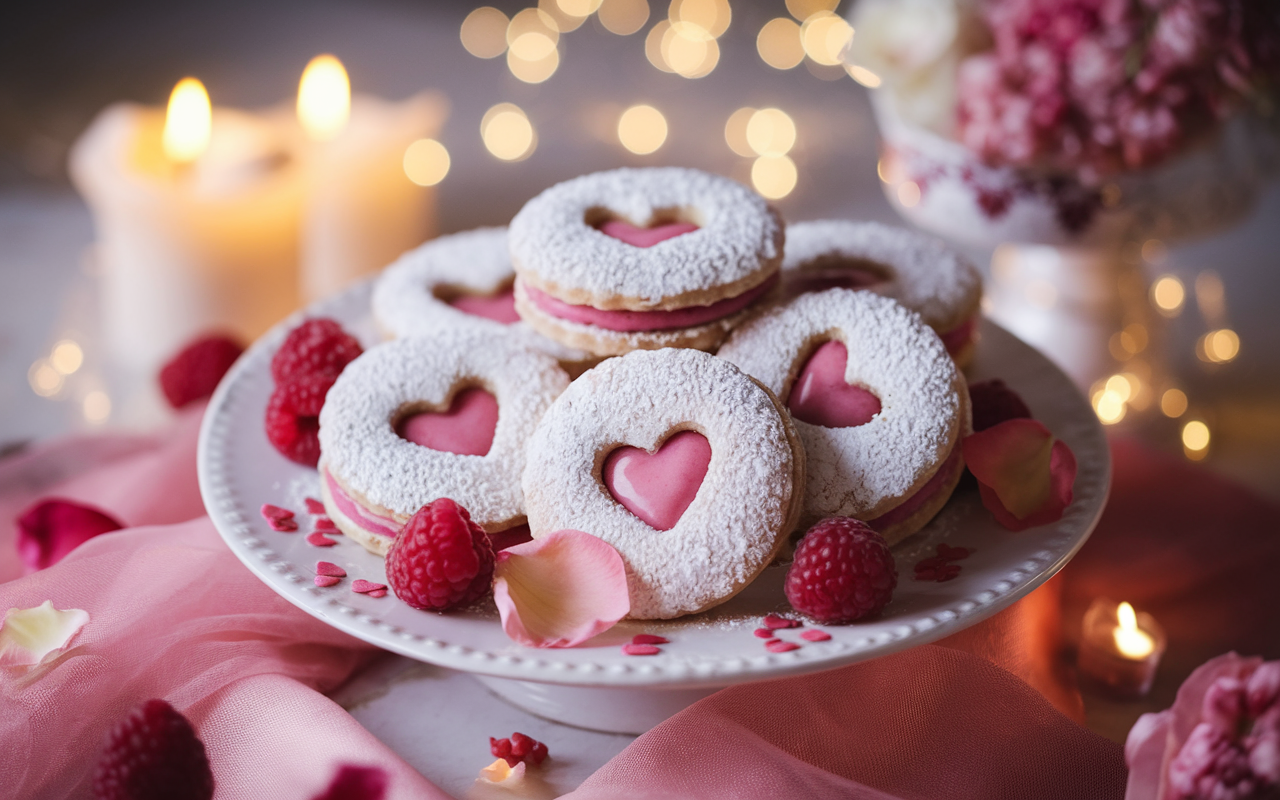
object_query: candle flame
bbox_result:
[1118,602,1137,631]
[163,78,212,164]
[298,54,351,142]
[1114,602,1155,659]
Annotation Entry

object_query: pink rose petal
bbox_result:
[314,518,337,532]
[307,532,338,547]
[367,589,387,598]
[764,614,802,630]
[631,634,669,645]
[304,497,326,515]
[766,640,801,653]
[800,630,832,642]
[260,503,295,522]
[315,561,346,577]
[622,643,661,656]
[963,419,1077,530]
[16,498,124,573]
[314,575,341,588]
[494,530,630,648]
[351,580,387,594]
[269,518,299,532]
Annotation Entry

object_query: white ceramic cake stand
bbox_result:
[198,281,1110,734]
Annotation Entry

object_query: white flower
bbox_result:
[0,600,89,668]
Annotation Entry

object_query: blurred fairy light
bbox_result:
[845,64,882,87]
[1091,383,1127,425]
[670,0,731,38]
[645,21,674,71]
[1151,275,1185,315]
[618,104,668,154]
[558,0,604,15]
[751,155,798,200]
[509,48,560,83]
[481,103,536,161]
[896,180,920,208]
[1195,271,1226,321]
[1141,238,1168,265]
[785,0,839,20]
[461,7,510,58]
[745,108,796,157]
[50,340,83,375]
[540,0,588,32]
[1182,420,1210,460]
[1109,323,1149,361]
[83,390,111,424]
[1197,328,1240,364]
[757,18,805,70]
[1161,388,1188,418]
[28,359,63,398]
[598,0,649,35]
[507,8,561,83]
[648,19,719,77]
[403,139,450,186]
[725,107,756,157]
[800,11,853,66]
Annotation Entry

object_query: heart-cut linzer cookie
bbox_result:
[603,430,712,531]
[597,219,699,248]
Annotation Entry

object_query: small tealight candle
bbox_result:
[1078,597,1167,697]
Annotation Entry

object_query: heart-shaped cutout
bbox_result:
[787,340,882,428]
[396,387,499,456]
[448,288,520,324]
[603,430,711,530]
[598,219,699,248]
[786,265,886,297]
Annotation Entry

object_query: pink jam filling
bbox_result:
[598,219,699,248]
[395,387,499,457]
[867,445,963,531]
[787,340,882,428]
[522,274,778,333]
[781,266,886,301]
[324,469,401,540]
[489,523,533,552]
[939,316,977,356]
[448,288,520,324]
[603,430,711,531]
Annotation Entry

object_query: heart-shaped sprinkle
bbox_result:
[304,497,326,515]
[316,561,346,577]
[396,387,499,457]
[763,614,801,630]
[632,634,669,645]
[269,518,298,532]
[314,575,341,588]
[753,628,775,639]
[260,504,294,522]
[787,340,882,428]
[367,589,387,598]
[800,630,831,642]
[449,288,520,324]
[352,580,387,594]
[307,532,338,547]
[314,517,337,532]
[603,430,711,531]
[622,643,662,656]
[598,220,699,248]
[766,640,801,653]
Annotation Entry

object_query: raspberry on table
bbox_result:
[386,498,494,612]
[490,732,549,767]
[785,517,897,624]
[967,378,1032,432]
[158,334,244,409]
[92,698,214,800]
[270,318,362,385]
[264,373,335,467]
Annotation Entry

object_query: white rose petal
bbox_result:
[0,601,90,668]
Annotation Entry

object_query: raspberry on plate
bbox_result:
[92,698,214,800]
[386,498,494,612]
[264,373,335,467]
[270,318,362,385]
[158,334,244,409]
[968,378,1032,432]
[785,517,897,624]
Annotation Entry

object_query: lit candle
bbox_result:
[69,78,302,385]
[1078,597,1166,697]
[295,55,449,302]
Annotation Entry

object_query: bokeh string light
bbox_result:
[481,103,536,161]
[598,0,649,35]
[617,104,668,154]
[403,139,451,186]
[757,18,805,70]
[461,7,511,58]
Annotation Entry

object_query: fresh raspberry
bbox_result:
[386,498,494,612]
[158,334,244,409]
[92,699,214,800]
[264,373,335,467]
[490,733,548,767]
[785,518,897,624]
[968,378,1033,432]
[270,318,362,384]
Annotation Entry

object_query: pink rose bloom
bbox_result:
[1126,652,1280,799]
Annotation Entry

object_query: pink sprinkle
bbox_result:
[763,614,801,630]
[622,643,661,656]
[314,575,341,588]
[304,497,326,514]
[351,580,387,594]
[307,532,338,547]
[260,503,294,522]
[763,638,780,646]
[753,628,775,638]
[367,589,388,598]
[268,518,298,532]
[800,630,832,642]
[314,517,337,531]
[315,561,346,577]
[766,640,801,653]
[631,634,669,645]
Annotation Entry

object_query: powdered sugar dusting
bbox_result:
[318,329,569,529]
[522,349,801,620]
[509,168,782,306]
[718,289,963,520]
[782,220,982,331]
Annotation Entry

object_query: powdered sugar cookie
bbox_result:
[779,220,983,366]
[509,167,784,356]
[522,348,805,619]
[318,329,569,556]
[717,289,970,545]
[372,227,598,376]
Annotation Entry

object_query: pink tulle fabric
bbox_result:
[2,404,1277,798]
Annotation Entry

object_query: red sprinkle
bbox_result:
[631,634,669,645]
[315,561,346,577]
[936,543,971,561]
[314,517,337,531]
[307,532,338,547]
[800,630,832,642]
[622,643,661,656]
[367,589,387,598]
[753,628,775,638]
[260,503,294,522]
[766,640,801,653]
[314,575,341,588]
[304,497,327,515]
[351,580,387,594]
[268,518,299,532]
[763,614,802,630]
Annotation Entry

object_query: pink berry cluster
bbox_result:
[956,0,1280,181]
